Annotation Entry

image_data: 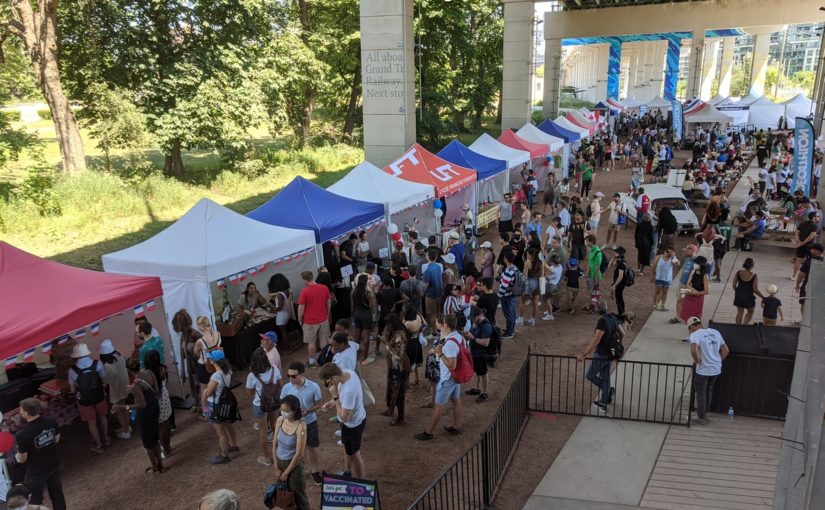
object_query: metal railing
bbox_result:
[407,355,531,510]
[529,354,694,426]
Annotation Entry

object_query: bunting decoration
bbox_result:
[4,356,18,369]
[146,299,157,312]
[134,304,145,318]
[217,278,226,288]
[73,328,86,339]
[57,335,71,345]
[23,348,35,362]
[41,341,53,354]
[90,323,101,336]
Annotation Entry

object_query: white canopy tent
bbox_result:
[685,104,734,125]
[102,198,318,372]
[782,94,814,128]
[709,94,733,106]
[517,123,566,183]
[734,93,760,107]
[619,97,644,109]
[748,96,785,130]
[470,133,530,198]
[554,116,590,139]
[328,161,437,237]
[646,95,671,110]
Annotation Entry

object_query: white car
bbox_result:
[619,183,700,233]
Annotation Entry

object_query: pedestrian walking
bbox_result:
[14,398,66,510]
[686,317,729,425]
[732,258,764,325]
[577,301,624,415]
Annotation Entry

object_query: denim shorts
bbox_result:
[525,278,540,296]
[654,279,672,288]
[435,378,461,405]
[252,404,267,419]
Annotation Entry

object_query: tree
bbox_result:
[81,84,147,172]
[1,0,86,172]
[730,54,753,98]
[0,37,38,101]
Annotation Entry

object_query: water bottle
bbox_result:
[727,406,735,422]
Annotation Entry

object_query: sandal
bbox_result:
[90,445,104,454]
[668,318,681,324]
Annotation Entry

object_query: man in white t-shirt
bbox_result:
[415,314,464,441]
[245,358,281,466]
[687,317,729,425]
[320,364,366,478]
[331,332,359,372]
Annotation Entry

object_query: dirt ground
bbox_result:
[41,153,703,510]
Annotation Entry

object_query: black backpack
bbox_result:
[598,250,609,274]
[486,325,502,366]
[255,370,280,413]
[72,361,105,406]
[623,267,636,287]
[214,373,241,422]
[317,344,334,366]
[586,203,593,218]
[601,313,625,361]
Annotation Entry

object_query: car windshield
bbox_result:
[654,198,688,211]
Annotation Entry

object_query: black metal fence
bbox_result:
[529,354,694,426]
[406,355,531,510]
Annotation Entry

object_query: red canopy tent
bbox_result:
[497,130,547,158]
[565,113,596,135]
[384,143,477,198]
[0,242,164,361]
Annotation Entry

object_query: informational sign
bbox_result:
[340,264,354,279]
[791,117,815,196]
[640,105,648,115]
[378,247,389,258]
[321,473,380,510]
[671,100,683,141]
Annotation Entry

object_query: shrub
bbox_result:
[17,162,62,217]
[37,109,52,120]
[0,111,19,123]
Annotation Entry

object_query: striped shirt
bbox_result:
[498,265,517,298]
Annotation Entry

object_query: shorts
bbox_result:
[472,355,488,376]
[435,378,461,405]
[795,245,810,259]
[589,219,600,230]
[425,297,439,321]
[543,284,560,300]
[570,244,586,262]
[525,278,540,297]
[607,222,619,231]
[654,280,672,288]
[252,404,267,419]
[352,309,373,330]
[498,219,513,233]
[763,318,777,326]
[306,420,320,448]
[78,400,108,422]
[341,418,366,456]
[302,321,330,345]
[196,363,211,385]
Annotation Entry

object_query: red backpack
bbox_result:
[446,334,475,384]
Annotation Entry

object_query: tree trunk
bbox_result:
[496,92,503,126]
[164,139,184,178]
[342,61,361,145]
[296,0,314,149]
[453,110,466,132]
[472,107,483,129]
[7,0,87,173]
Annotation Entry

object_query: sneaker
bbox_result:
[90,445,104,454]
[465,388,481,395]
[305,361,318,368]
[414,432,434,441]
[253,422,261,431]
[476,393,489,403]
[116,430,132,440]
[443,426,461,435]
[612,245,618,250]
[210,455,231,464]
[501,333,515,339]
[515,317,524,326]
[311,472,323,486]
[266,431,274,443]
[360,355,376,366]
[693,418,708,426]
[527,318,536,326]
[257,456,273,466]
[329,415,340,423]
[680,337,690,343]
[568,308,575,314]
[542,314,555,321]
[334,429,342,437]
[592,400,607,416]
[337,440,343,446]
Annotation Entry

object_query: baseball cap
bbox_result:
[479,241,492,249]
[686,317,702,328]
[594,192,605,198]
[206,350,226,362]
[259,331,278,344]
[447,231,460,240]
[395,240,404,248]
[568,258,578,268]
[443,253,456,264]
[461,203,470,211]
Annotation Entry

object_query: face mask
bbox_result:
[280,410,292,419]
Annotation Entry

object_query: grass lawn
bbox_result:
[1,116,502,271]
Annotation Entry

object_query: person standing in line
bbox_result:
[678,256,710,340]
[520,248,543,326]
[478,241,495,280]
[330,331,359,372]
[497,252,518,339]
[589,192,604,238]
[604,193,625,250]
[498,193,514,233]
[399,265,425,316]
[542,254,564,320]
[584,235,604,313]
[194,315,222,395]
[280,362,323,485]
[576,301,623,415]
[381,314,411,425]
[98,339,131,440]
[668,244,697,325]
[686,317,729,425]
[246,348,281,466]
[297,270,332,368]
[634,212,655,276]
[135,321,165,368]
[464,307,492,402]
[68,343,109,454]
[14,398,66,510]
[793,211,819,281]
[415,314,465,440]
[732,257,764,325]
[143,350,173,458]
[320,363,367,479]
[652,247,680,312]
[272,395,310,510]
[422,249,444,339]
[795,243,824,316]
[610,247,629,317]
[259,331,282,373]
[114,357,163,473]
[567,210,589,263]
[201,350,239,464]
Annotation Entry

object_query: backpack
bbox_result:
[586,203,593,218]
[72,361,105,406]
[623,267,636,287]
[510,269,528,296]
[425,352,440,382]
[600,314,625,361]
[213,373,241,422]
[255,370,280,413]
[486,325,502,367]
[202,336,224,374]
[317,344,334,366]
[598,250,609,274]
[446,335,475,384]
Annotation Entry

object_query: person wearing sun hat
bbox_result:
[99,339,132,439]
[68,343,109,453]
[761,284,784,326]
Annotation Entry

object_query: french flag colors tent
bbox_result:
[555,116,590,139]
[498,129,546,159]
[782,94,813,128]
[684,100,707,116]
[565,113,596,135]
[438,140,507,205]
[0,242,184,395]
[328,160,438,237]
[385,143,477,227]
[104,198,319,373]
[516,124,565,189]
[469,133,531,170]
[538,119,579,143]
[248,176,386,245]
[685,103,734,125]
[606,98,625,112]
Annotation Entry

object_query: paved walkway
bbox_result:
[523,156,787,509]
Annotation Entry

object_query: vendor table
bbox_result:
[476,204,500,231]
[217,315,279,369]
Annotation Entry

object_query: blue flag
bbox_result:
[790,118,815,196]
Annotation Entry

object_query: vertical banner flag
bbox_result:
[640,105,648,116]
[671,100,683,141]
[607,38,622,100]
[791,118,814,196]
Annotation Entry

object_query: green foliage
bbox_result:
[0,38,39,102]
[790,70,815,96]
[17,159,62,217]
[37,109,52,120]
[81,84,148,171]
[730,53,753,98]
[0,114,39,170]
[0,111,18,123]
[559,98,595,109]
[531,110,543,124]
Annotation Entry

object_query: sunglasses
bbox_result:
[287,373,300,379]
[324,378,332,387]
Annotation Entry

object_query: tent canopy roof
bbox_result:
[684,101,707,116]
[384,143,477,198]
[685,104,734,124]
[565,113,596,134]
[735,93,760,106]
[538,119,580,143]
[555,116,590,138]
[328,161,435,214]
[619,98,644,108]
[516,123,564,152]
[468,133,531,169]
[247,177,384,243]
[437,140,507,181]
[498,130,547,159]
[646,95,671,108]
[2,242,163,358]
[104,198,317,281]
[751,96,777,106]
[782,93,812,107]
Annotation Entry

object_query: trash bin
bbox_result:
[706,321,798,418]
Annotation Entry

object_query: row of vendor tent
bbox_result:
[0,241,185,397]
[707,93,813,129]
[98,117,601,370]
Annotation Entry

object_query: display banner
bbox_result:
[671,100,683,141]
[322,473,380,510]
[790,117,814,196]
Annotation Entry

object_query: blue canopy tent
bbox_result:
[438,140,508,207]
[247,176,387,267]
[538,120,579,179]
